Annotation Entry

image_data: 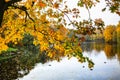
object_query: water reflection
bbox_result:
[81,42,120,62]
[0,49,50,80]
[0,42,120,80]
[18,50,120,80]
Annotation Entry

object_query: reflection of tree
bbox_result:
[104,44,116,59]
[0,46,49,80]
[1,42,120,80]
[0,52,41,80]
[81,42,104,52]
[81,42,120,63]
[81,42,93,52]
[92,42,104,52]
[0,58,22,80]
[117,44,120,62]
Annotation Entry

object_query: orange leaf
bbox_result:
[53,3,59,9]
[39,1,46,8]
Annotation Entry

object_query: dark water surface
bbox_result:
[0,42,120,80]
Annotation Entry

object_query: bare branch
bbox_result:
[86,8,91,21]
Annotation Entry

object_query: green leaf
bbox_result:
[7,47,18,52]
[77,1,84,7]
[102,8,106,12]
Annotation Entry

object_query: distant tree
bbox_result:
[103,25,116,43]
[116,22,120,44]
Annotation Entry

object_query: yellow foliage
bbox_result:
[40,41,49,51]
[47,50,56,58]
[0,0,82,60]
[47,52,53,58]
[103,25,115,42]
[0,41,8,53]
[33,39,39,46]
[0,44,8,53]
[55,31,64,41]
[116,22,120,32]
[65,49,73,55]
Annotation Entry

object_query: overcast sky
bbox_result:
[65,0,120,28]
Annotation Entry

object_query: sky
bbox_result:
[64,0,120,28]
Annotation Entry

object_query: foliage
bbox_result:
[0,0,69,53]
[103,25,116,43]
[102,0,120,16]
[103,22,120,43]
[112,30,117,43]
[116,22,120,44]
[0,0,120,69]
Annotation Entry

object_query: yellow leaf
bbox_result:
[40,41,49,51]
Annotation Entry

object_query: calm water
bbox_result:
[0,42,120,80]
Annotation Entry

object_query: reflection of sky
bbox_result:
[18,50,120,80]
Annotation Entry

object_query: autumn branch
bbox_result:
[11,5,35,22]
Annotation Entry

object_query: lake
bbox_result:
[0,42,120,80]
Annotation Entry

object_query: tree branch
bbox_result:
[49,1,75,27]
[6,0,22,5]
[11,5,35,22]
[86,8,91,21]
[0,0,22,26]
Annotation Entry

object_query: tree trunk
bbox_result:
[0,0,22,27]
[0,0,5,27]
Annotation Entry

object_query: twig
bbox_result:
[86,8,91,21]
